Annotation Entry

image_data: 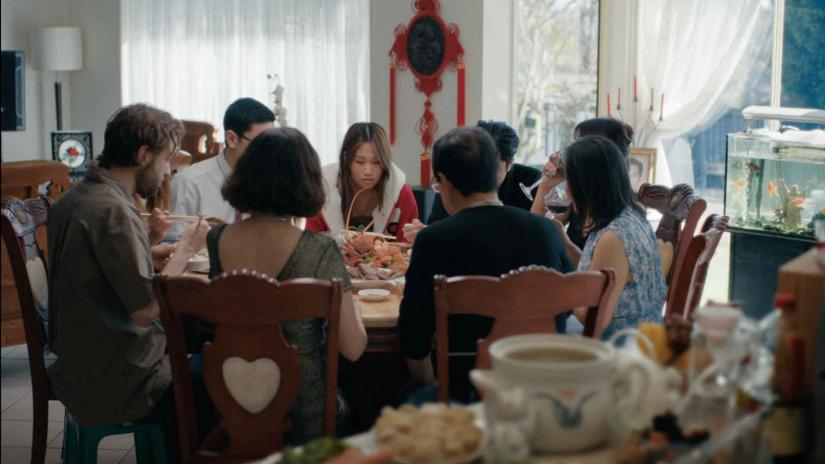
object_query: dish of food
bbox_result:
[357,288,392,302]
[373,404,484,464]
[187,249,210,273]
[339,231,410,281]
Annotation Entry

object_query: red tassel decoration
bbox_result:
[389,64,396,144]
[457,63,466,127]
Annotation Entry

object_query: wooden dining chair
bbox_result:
[153,271,343,462]
[2,160,70,346]
[181,120,222,164]
[1,196,58,464]
[638,183,707,285]
[172,149,194,175]
[666,214,729,319]
[433,266,616,403]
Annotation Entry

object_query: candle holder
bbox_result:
[608,79,664,148]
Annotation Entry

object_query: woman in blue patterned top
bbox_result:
[551,136,667,339]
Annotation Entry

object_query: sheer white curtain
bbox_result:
[120,0,369,164]
[635,0,768,186]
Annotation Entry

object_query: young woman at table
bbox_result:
[531,118,634,249]
[208,127,367,443]
[306,122,418,241]
[552,136,666,339]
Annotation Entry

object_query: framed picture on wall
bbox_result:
[629,148,656,191]
[51,131,92,178]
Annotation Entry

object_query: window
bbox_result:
[120,0,370,165]
[512,0,600,165]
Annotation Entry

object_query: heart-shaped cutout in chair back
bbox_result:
[222,357,281,414]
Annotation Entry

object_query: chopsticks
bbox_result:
[139,213,204,223]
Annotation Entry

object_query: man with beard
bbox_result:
[47,104,209,427]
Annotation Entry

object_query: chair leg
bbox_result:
[31,391,49,464]
[63,418,79,464]
[61,410,68,460]
[135,428,168,464]
[77,429,101,464]
[134,431,153,464]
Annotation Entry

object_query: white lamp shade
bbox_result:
[31,27,83,71]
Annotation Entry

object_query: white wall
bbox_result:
[68,0,121,158]
[1,0,70,162]
[370,0,514,185]
[0,0,120,163]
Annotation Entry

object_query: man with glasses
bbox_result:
[166,98,275,239]
[398,127,572,403]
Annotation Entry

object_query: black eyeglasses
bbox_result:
[239,134,252,142]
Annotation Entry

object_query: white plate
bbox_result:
[358,288,391,302]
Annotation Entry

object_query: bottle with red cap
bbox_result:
[762,293,810,463]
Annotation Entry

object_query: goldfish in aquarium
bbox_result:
[767,181,778,197]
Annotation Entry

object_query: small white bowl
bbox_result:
[357,288,391,302]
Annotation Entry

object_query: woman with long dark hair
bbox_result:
[306,122,419,241]
[531,117,635,248]
[556,136,666,339]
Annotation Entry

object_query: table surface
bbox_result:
[255,403,616,464]
[183,271,400,329]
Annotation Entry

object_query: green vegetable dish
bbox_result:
[280,437,348,464]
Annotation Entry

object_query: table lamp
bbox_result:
[30,27,83,131]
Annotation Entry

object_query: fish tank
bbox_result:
[725,107,825,239]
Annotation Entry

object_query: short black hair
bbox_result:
[573,118,634,158]
[99,103,183,169]
[223,98,275,136]
[564,135,644,233]
[476,120,520,163]
[222,128,325,217]
[432,127,499,197]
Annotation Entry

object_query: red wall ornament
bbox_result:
[389,0,465,187]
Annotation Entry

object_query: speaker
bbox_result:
[1,50,25,131]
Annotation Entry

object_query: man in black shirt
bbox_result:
[403,120,541,237]
[398,126,572,401]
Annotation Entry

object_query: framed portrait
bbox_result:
[51,131,92,178]
[629,148,656,192]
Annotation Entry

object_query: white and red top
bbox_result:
[306,162,419,242]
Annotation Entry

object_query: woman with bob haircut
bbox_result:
[306,122,418,241]
[207,127,367,443]
[553,135,666,339]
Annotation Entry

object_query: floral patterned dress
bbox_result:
[578,206,667,340]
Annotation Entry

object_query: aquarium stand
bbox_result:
[728,227,816,318]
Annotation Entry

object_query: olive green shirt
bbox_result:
[47,166,170,425]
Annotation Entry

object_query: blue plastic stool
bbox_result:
[63,413,168,464]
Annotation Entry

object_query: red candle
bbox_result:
[617,87,622,107]
[660,93,665,120]
[633,76,638,100]
[607,93,612,117]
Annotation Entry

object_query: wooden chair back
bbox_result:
[433,266,615,403]
[153,271,342,461]
[666,214,729,319]
[172,149,194,175]
[1,161,70,345]
[181,120,221,164]
[638,183,707,284]
[1,197,53,394]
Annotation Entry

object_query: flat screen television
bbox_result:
[1,50,25,131]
